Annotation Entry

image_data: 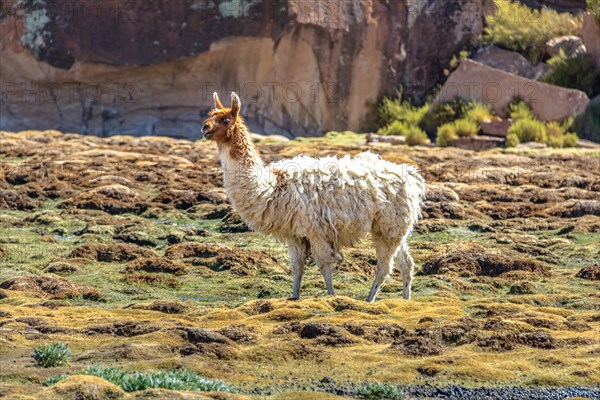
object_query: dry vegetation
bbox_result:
[0,130,599,399]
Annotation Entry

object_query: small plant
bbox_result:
[464,102,493,124]
[421,98,470,133]
[357,382,404,400]
[436,123,458,146]
[377,96,429,128]
[453,119,479,137]
[53,365,237,392]
[506,118,548,147]
[32,343,71,368]
[542,51,600,98]
[562,132,579,147]
[42,374,68,387]
[509,101,534,121]
[378,120,411,136]
[404,126,429,146]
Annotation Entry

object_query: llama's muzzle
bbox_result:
[202,124,213,139]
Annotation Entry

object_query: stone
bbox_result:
[432,59,590,122]
[366,133,406,145]
[583,13,600,67]
[448,136,505,151]
[546,36,586,58]
[473,46,550,80]
[480,117,512,137]
[0,0,487,138]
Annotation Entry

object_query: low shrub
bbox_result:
[421,98,470,133]
[436,123,458,146]
[377,96,429,128]
[404,126,429,146]
[44,366,235,392]
[357,382,404,400]
[542,51,600,98]
[32,343,71,368]
[453,119,479,137]
[507,118,548,147]
[378,120,411,136]
[464,102,493,124]
[509,101,534,121]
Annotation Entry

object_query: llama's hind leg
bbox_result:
[396,239,415,300]
[310,240,340,296]
[288,238,309,300]
[366,242,396,303]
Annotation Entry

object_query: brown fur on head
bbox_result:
[202,92,243,144]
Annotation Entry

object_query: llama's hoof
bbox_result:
[287,296,300,301]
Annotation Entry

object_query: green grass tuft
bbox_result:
[32,343,71,368]
[357,382,404,400]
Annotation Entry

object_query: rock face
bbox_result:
[0,0,486,138]
[473,46,550,80]
[583,13,600,67]
[546,36,585,58]
[433,59,590,121]
[520,0,587,13]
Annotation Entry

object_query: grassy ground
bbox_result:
[0,130,599,399]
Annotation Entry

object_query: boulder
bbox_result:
[546,36,586,58]
[0,0,487,138]
[473,46,550,80]
[480,117,512,138]
[583,13,600,67]
[448,136,505,151]
[432,59,590,121]
[520,0,587,13]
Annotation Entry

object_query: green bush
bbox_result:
[357,382,404,400]
[453,119,480,137]
[377,96,429,128]
[506,118,548,147]
[484,0,582,63]
[563,132,579,147]
[464,102,493,124]
[378,120,411,136]
[404,126,429,146]
[542,51,600,98]
[509,101,534,121]
[421,98,470,133]
[32,343,71,368]
[436,123,459,146]
[42,374,68,387]
[44,366,235,392]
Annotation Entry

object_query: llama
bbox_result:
[202,92,426,302]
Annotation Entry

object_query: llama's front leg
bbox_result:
[288,238,309,300]
[366,243,396,303]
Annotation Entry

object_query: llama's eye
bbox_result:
[222,118,230,125]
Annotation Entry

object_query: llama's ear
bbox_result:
[231,92,241,117]
[213,92,224,109]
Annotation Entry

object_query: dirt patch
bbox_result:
[131,300,187,314]
[84,320,161,337]
[165,242,277,275]
[422,201,467,219]
[545,200,600,218]
[178,327,240,359]
[59,184,148,215]
[217,324,257,343]
[69,243,155,262]
[508,281,536,295]
[218,209,250,233]
[0,275,103,301]
[363,323,408,343]
[298,322,355,346]
[517,331,560,349]
[123,273,180,288]
[420,245,549,277]
[523,318,561,330]
[576,264,600,280]
[393,332,443,356]
[0,189,36,210]
[125,257,187,276]
[44,261,79,275]
[477,335,516,352]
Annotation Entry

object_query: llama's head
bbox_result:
[202,92,244,144]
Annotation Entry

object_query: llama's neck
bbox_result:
[218,125,274,228]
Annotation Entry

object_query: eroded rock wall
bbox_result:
[1,0,486,138]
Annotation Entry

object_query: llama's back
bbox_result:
[266,152,425,244]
